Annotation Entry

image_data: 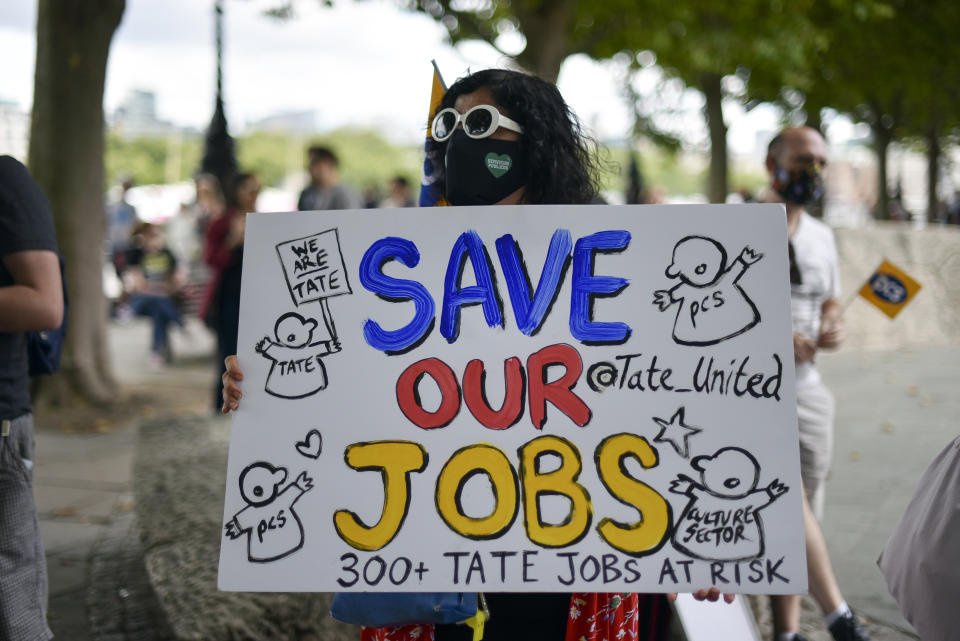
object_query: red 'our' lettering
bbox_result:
[463,357,525,429]
[395,344,591,430]
[395,358,461,428]
[527,343,591,429]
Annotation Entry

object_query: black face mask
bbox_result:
[444,130,527,206]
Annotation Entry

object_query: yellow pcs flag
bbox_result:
[858,259,922,319]
[419,60,448,207]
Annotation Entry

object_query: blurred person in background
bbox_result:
[105,176,140,275]
[193,172,226,237]
[947,189,960,225]
[203,172,259,411]
[887,184,909,222]
[643,186,667,204]
[765,126,872,641]
[362,184,382,209]
[166,203,200,271]
[379,175,415,208]
[0,155,63,641]
[165,174,226,316]
[297,145,362,211]
[174,173,225,270]
[123,222,186,367]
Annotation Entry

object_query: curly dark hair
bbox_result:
[427,69,601,205]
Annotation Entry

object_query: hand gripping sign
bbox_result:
[219,204,807,596]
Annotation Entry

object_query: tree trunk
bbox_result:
[872,124,891,221]
[700,72,728,204]
[514,0,574,82]
[926,126,940,223]
[28,0,125,406]
[805,103,824,135]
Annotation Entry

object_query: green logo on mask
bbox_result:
[485,153,512,178]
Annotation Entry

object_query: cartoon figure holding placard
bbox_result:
[669,447,787,561]
[225,461,314,563]
[256,312,341,399]
[258,228,352,399]
[653,236,762,346]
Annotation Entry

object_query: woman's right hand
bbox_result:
[221,355,244,413]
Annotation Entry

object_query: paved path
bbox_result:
[35,318,213,639]
[818,345,960,635]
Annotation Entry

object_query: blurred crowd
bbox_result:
[103,145,418,405]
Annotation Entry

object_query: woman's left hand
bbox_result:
[667,589,736,604]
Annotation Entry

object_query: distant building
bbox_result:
[111,89,179,138]
[247,110,318,135]
[0,100,30,162]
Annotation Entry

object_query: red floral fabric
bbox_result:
[565,593,638,641]
[358,592,665,641]
[360,624,435,641]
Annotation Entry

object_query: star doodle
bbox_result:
[652,407,702,458]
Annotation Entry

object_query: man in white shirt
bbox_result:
[766,127,871,641]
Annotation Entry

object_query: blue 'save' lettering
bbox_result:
[359,229,632,353]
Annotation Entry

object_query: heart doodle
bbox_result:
[296,430,323,459]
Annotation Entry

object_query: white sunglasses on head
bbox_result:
[431,105,524,142]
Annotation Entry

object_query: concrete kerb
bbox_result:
[133,414,357,641]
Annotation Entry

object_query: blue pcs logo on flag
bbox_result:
[858,259,921,319]
[868,272,908,304]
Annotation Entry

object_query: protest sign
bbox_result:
[218,204,807,594]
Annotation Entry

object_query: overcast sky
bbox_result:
[0,0,804,153]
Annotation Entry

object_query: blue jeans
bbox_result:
[129,293,183,354]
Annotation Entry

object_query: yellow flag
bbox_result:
[420,60,448,207]
[858,259,922,319]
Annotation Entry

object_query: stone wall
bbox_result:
[135,416,357,641]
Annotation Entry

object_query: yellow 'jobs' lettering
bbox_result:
[594,433,671,555]
[336,436,673,554]
[519,435,592,547]
[435,444,518,539]
[333,441,427,550]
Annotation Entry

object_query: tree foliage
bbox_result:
[786,0,960,219]
[405,0,825,201]
[407,0,958,214]
[106,128,422,194]
[401,0,656,82]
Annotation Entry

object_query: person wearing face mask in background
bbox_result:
[222,68,735,641]
[764,128,872,641]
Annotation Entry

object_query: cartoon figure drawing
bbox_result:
[653,236,763,346]
[669,447,788,561]
[257,312,341,399]
[225,461,314,563]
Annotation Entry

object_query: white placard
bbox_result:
[218,204,807,595]
[674,593,762,641]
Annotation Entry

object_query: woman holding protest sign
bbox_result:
[221,69,732,641]
[207,172,260,411]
